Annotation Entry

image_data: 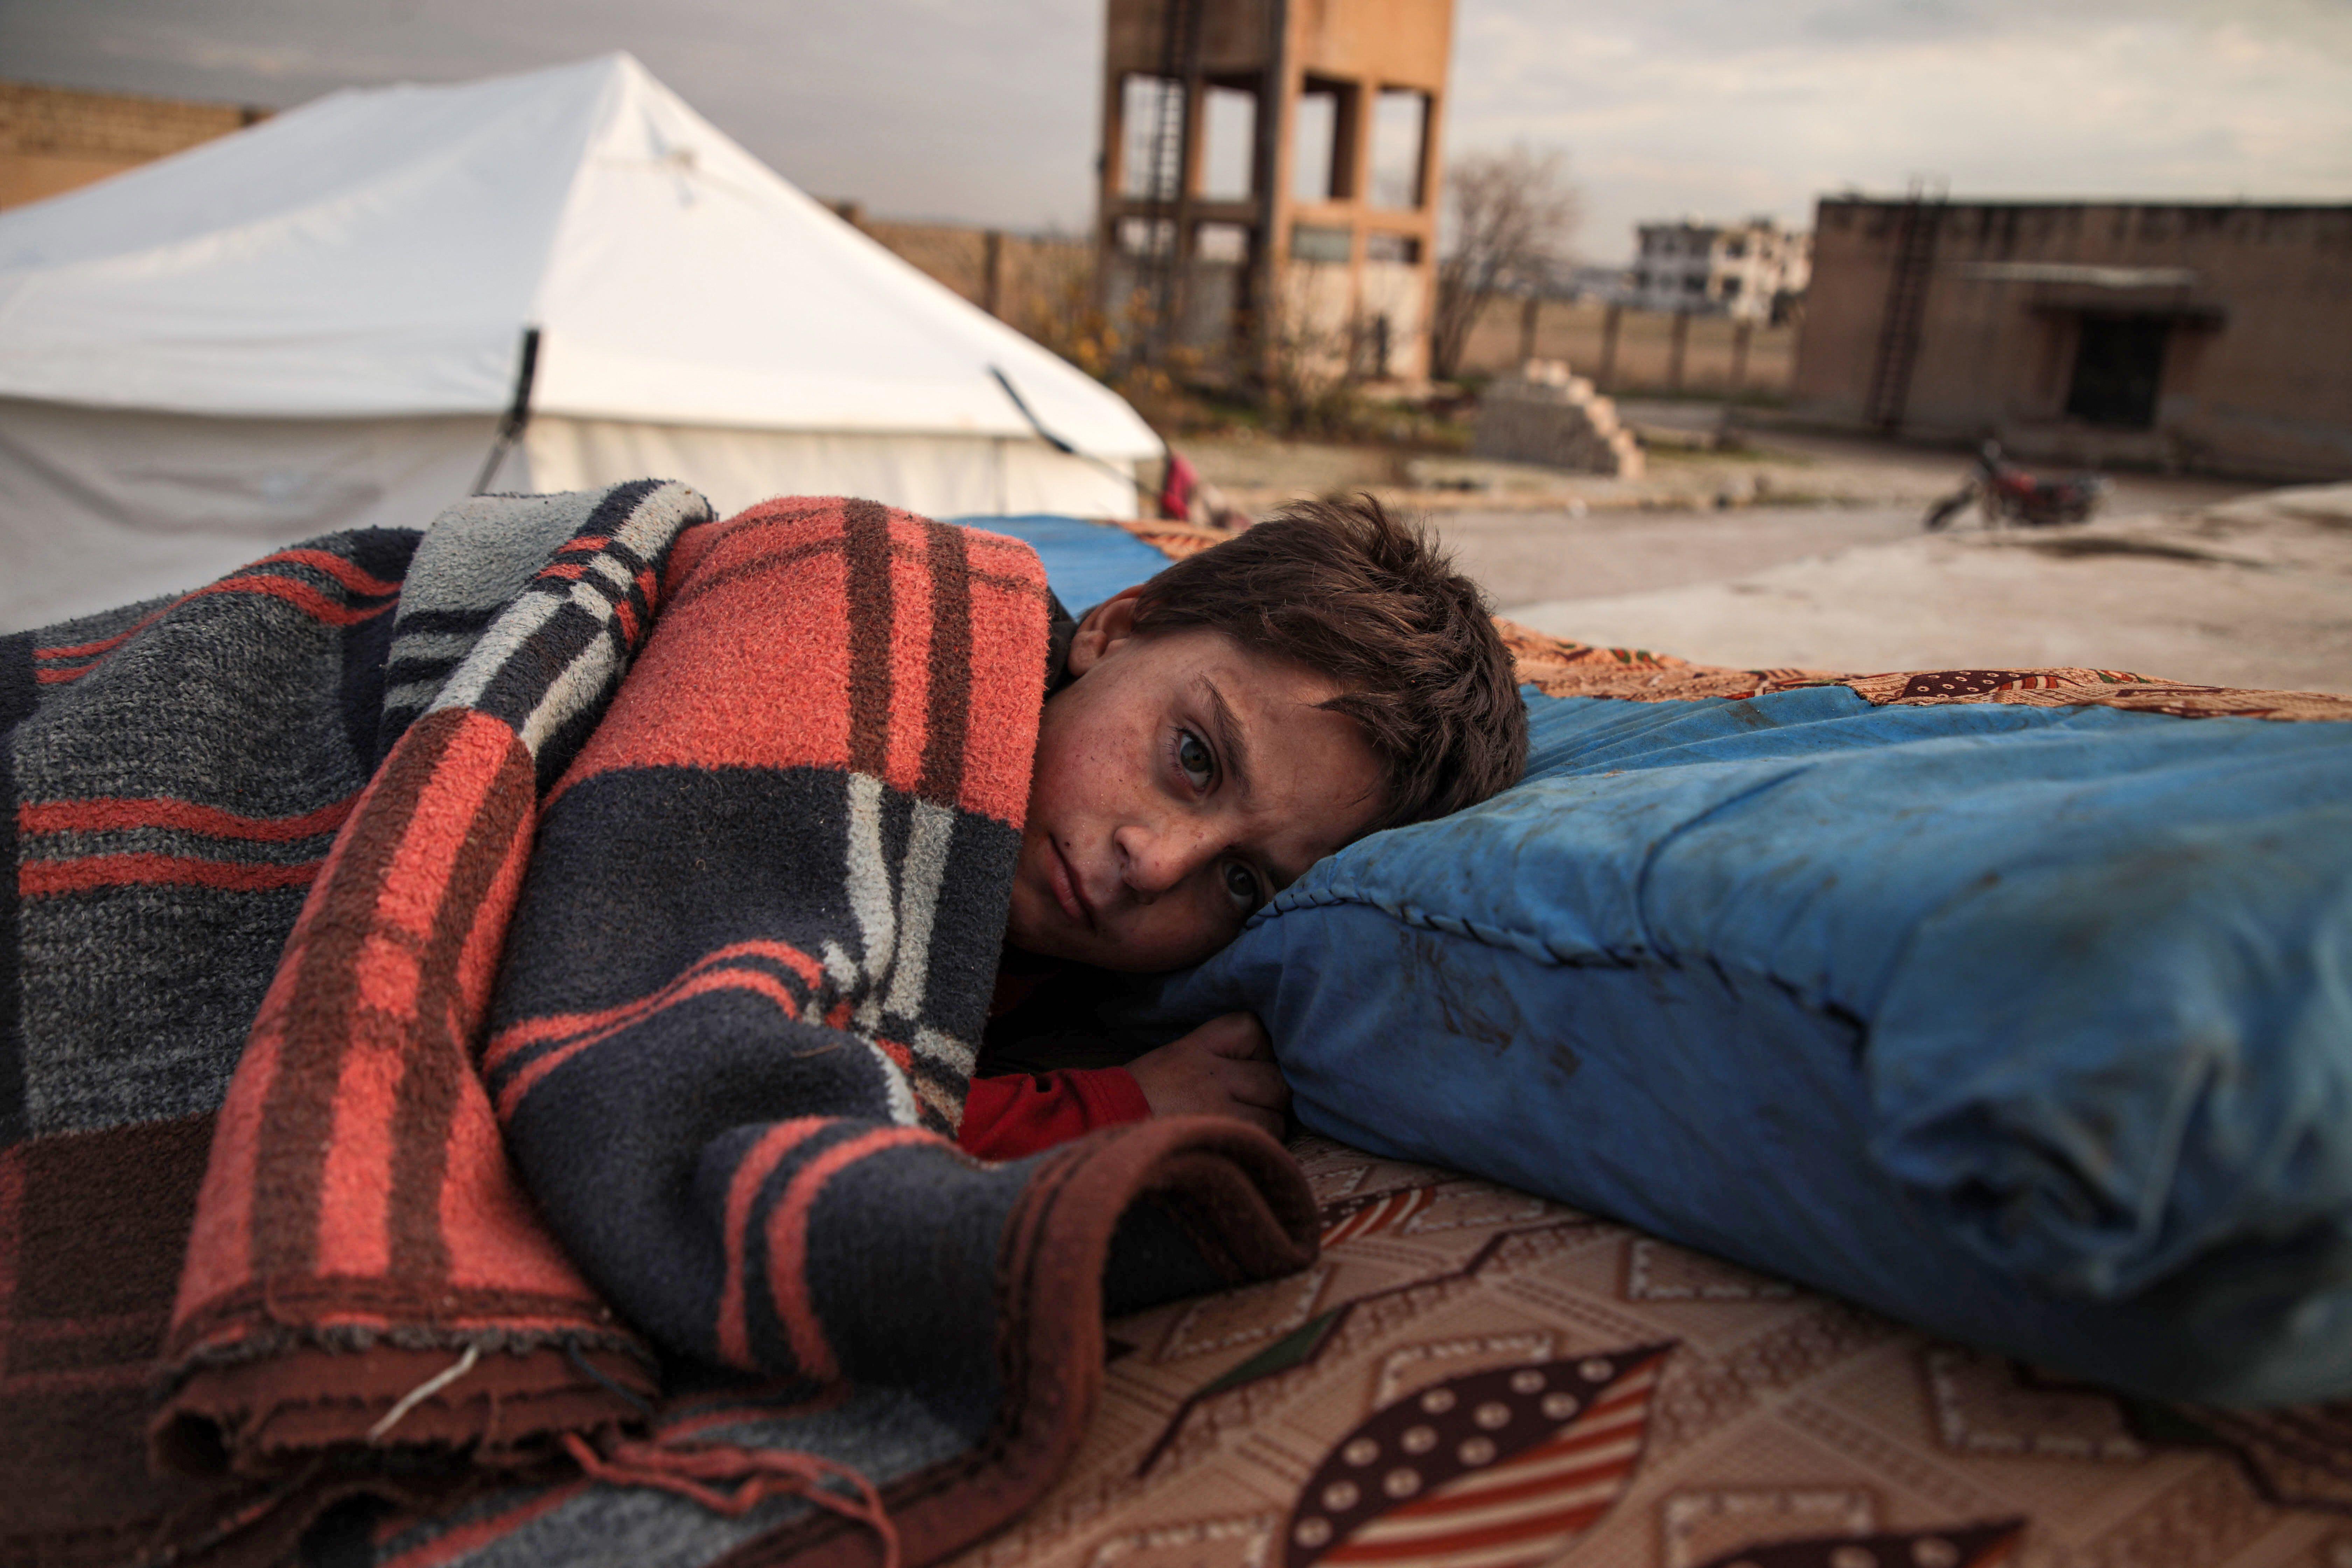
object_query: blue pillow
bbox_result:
[951,514,1174,615]
[1150,686,2352,1406]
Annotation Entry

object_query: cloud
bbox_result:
[1451,0,2352,255]
[2,0,2345,249]
[0,0,1111,228]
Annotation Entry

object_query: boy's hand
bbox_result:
[1126,1013,1289,1139]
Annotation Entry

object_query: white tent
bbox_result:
[0,54,1162,631]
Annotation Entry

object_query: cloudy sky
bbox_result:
[3,0,2346,260]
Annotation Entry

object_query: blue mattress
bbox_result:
[962,514,2352,1404]
[1156,687,2352,1404]
[953,514,1174,615]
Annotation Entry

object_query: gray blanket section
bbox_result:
[381,488,711,746]
[8,538,415,1139]
[5,485,716,1143]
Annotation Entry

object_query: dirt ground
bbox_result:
[1184,420,2352,696]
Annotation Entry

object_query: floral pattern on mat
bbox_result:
[945,1135,2352,1568]
[1496,619,2352,722]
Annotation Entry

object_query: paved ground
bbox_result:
[1432,503,1921,607]
[1186,423,2352,695]
[1505,491,2352,695]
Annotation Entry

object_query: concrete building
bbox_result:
[1630,217,1809,322]
[1792,197,2352,481]
[1096,0,1451,383]
[1,80,265,210]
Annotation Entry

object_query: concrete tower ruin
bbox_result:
[1096,0,1452,384]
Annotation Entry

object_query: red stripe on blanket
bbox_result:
[387,758,539,1286]
[174,716,466,1313]
[331,719,537,1285]
[19,854,323,895]
[959,526,1059,825]
[185,710,530,1297]
[200,573,395,628]
[482,939,828,1073]
[314,1001,407,1279]
[490,960,816,1121]
[35,572,394,684]
[19,793,358,842]
[258,548,405,598]
[34,605,173,661]
[716,1119,831,1371]
[30,547,401,665]
[180,707,600,1320]
[559,500,1048,825]
[763,1126,938,1382]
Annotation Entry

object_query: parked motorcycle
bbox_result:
[1923,442,2107,531]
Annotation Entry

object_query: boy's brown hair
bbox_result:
[1130,495,1528,831]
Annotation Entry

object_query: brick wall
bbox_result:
[1793,198,2352,479]
[0,80,267,209]
[858,214,1093,335]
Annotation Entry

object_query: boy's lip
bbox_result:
[1048,838,1097,931]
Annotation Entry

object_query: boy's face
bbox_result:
[1008,587,1386,974]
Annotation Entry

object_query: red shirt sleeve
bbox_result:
[958,1067,1152,1161]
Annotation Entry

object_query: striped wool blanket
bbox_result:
[1,483,1315,1568]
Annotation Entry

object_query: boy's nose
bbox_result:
[1115,819,1220,901]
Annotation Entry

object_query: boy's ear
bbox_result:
[1065,586,1146,678]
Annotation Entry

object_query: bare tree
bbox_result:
[1430,146,1580,381]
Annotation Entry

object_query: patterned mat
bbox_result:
[948,1134,2352,1568]
[1497,621,2352,723]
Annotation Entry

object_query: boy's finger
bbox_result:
[1221,1060,1292,1111]
[1202,1013,1271,1059]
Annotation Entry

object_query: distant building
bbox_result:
[1630,217,1809,321]
[1546,261,1635,304]
[1096,0,1452,383]
[1,80,267,210]
[1792,197,2352,481]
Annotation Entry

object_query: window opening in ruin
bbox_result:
[1120,75,1183,199]
[1196,221,1248,263]
[1200,86,1256,201]
[1291,83,1342,201]
[1118,217,1177,257]
[2065,314,2168,429]
[1290,224,1351,263]
[1364,232,1420,264]
[1368,89,1427,209]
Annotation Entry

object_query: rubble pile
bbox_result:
[1473,359,1645,478]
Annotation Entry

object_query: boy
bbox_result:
[0,483,1525,1552]
[959,496,1529,1158]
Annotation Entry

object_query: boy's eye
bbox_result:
[1177,729,1214,789]
[1222,861,1262,910]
